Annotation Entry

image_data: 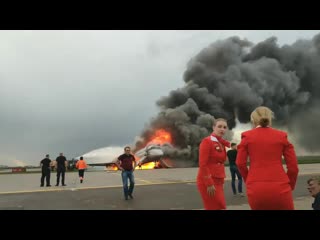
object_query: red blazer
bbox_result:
[236,127,299,190]
[197,135,229,186]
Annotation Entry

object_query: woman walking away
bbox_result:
[236,106,299,210]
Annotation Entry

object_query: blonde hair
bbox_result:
[250,106,274,127]
[213,118,228,126]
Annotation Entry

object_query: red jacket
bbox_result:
[236,127,299,190]
[197,134,230,186]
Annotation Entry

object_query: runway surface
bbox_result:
[0,164,319,210]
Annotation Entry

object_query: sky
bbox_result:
[1,30,319,166]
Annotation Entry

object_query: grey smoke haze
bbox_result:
[1,30,319,166]
[136,32,320,165]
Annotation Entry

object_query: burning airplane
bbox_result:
[75,129,175,170]
[133,129,174,168]
[134,143,173,168]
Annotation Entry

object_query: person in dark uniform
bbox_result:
[40,154,52,187]
[55,152,67,186]
[227,143,244,196]
[116,146,136,200]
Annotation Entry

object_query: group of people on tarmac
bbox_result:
[40,153,87,187]
[39,105,320,210]
[40,146,136,201]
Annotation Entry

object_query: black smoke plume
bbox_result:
[135,33,320,166]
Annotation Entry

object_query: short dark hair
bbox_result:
[124,146,130,150]
[80,156,83,160]
[231,143,237,147]
[46,154,49,158]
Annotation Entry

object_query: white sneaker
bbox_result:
[238,193,245,197]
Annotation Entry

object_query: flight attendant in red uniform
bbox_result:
[197,118,231,210]
[236,106,299,210]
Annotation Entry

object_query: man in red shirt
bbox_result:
[116,146,136,200]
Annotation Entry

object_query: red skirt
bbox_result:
[197,178,226,210]
[246,182,294,210]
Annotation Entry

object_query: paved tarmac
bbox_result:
[0,164,319,210]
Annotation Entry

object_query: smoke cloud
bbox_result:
[135,33,320,165]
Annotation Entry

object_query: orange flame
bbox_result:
[148,129,172,145]
[135,162,156,170]
[106,165,118,171]
[134,129,173,170]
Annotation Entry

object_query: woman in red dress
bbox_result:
[197,118,230,210]
[236,106,299,210]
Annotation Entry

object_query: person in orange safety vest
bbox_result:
[76,156,88,183]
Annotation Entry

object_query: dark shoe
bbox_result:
[55,184,59,186]
[128,194,134,199]
[46,185,51,187]
[80,179,83,183]
[40,185,44,187]
[62,184,67,186]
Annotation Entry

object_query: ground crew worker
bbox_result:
[76,156,88,183]
[40,154,52,187]
[55,152,68,186]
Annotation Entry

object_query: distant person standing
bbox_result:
[227,143,244,196]
[55,153,67,186]
[40,154,52,187]
[76,156,88,183]
[116,146,136,200]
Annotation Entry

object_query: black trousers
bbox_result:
[78,169,85,178]
[41,168,51,186]
[56,168,66,185]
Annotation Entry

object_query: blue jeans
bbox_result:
[121,170,135,199]
[230,166,243,194]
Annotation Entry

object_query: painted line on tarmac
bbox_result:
[71,180,197,190]
[300,172,320,176]
[0,180,196,195]
[0,188,71,195]
[0,172,315,195]
[223,172,319,181]
[135,178,153,184]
